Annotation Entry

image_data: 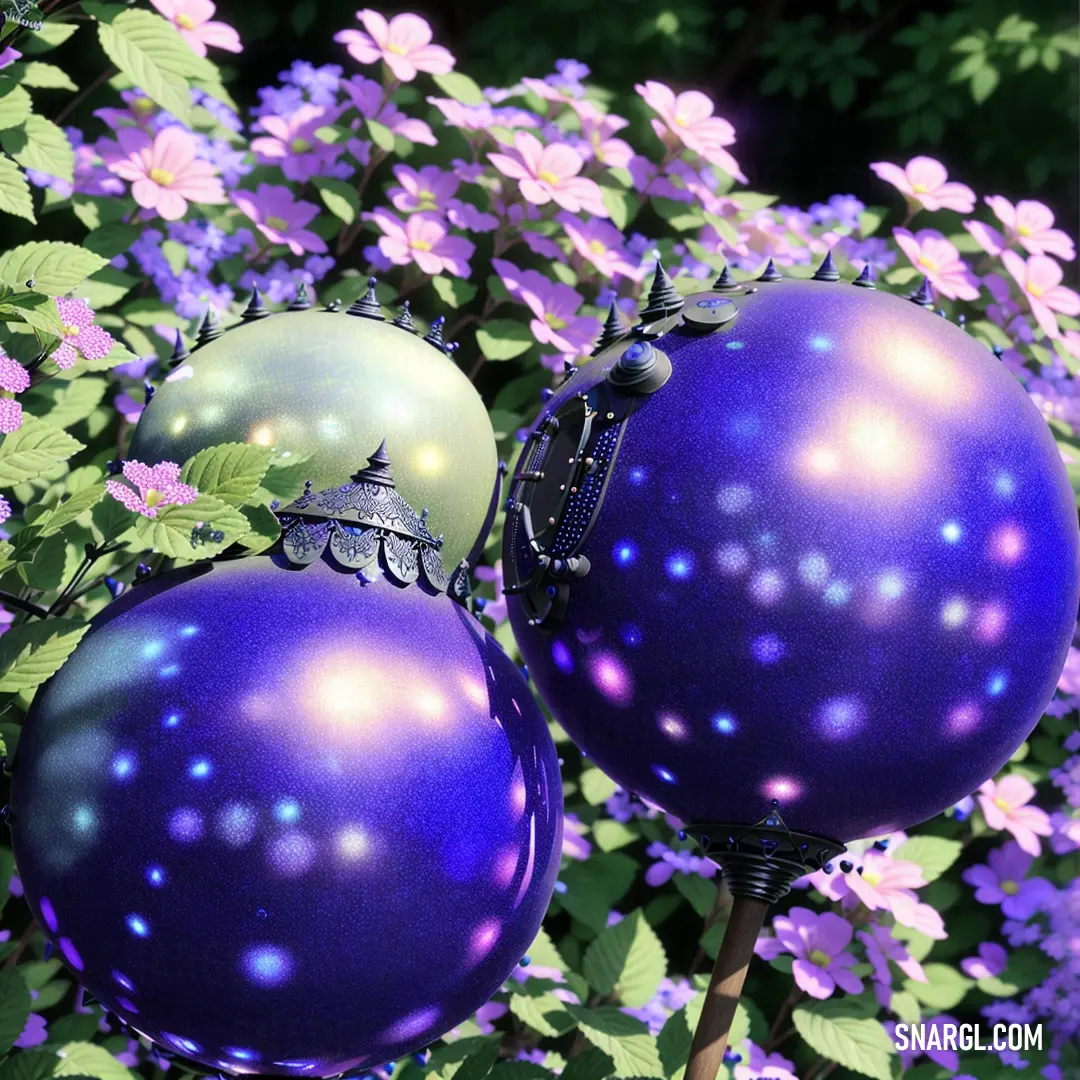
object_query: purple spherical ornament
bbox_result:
[505,275,1079,843]
[12,464,561,1076]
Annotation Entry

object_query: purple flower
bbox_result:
[387,164,459,212]
[15,1014,47,1049]
[114,390,146,424]
[251,104,344,181]
[886,1014,960,1071]
[367,208,475,278]
[961,941,1008,979]
[856,922,927,986]
[192,87,242,132]
[253,83,306,118]
[643,840,718,886]
[0,47,22,69]
[621,977,696,1036]
[473,1000,507,1034]
[282,61,343,105]
[962,841,1057,919]
[233,184,328,256]
[809,193,865,230]
[562,814,592,861]
[559,213,646,281]
[195,136,253,187]
[342,76,437,145]
[755,907,864,1000]
[446,199,499,233]
[472,563,507,623]
[732,1042,798,1080]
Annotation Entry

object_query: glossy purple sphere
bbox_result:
[11,557,561,1076]
[506,279,1079,842]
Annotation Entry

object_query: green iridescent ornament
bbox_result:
[128,283,500,568]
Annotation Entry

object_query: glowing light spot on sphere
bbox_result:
[941,521,963,543]
[509,761,527,819]
[620,624,642,647]
[763,776,802,801]
[226,1049,257,1062]
[613,541,637,567]
[806,445,840,477]
[112,970,135,992]
[986,671,1008,697]
[716,542,750,575]
[878,572,905,600]
[163,712,181,729]
[712,713,737,735]
[317,417,342,439]
[718,485,754,514]
[468,919,501,963]
[249,424,274,447]
[666,553,694,580]
[990,523,1026,565]
[169,808,203,843]
[126,914,150,938]
[941,598,969,628]
[337,825,370,862]
[588,651,632,707]
[274,799,300,824]
[217,803,257,847]
[179,625,199,638]
[170,415,188,435]
[725,340,744,350]
[243,945,293,988]
[111,754,136,780]
[59,937,83,971]
[628,466,647,484]
[823,580,853,606]
[948,702,981,735]
[551,641,574,674]
[268,831,317,877]
[38,896,58,932]
[159,664,180,678]
[142,640,164,660]
[493,847,518,888]
[413,445,444,476]
[71,804,96,834]
[816,696,865,740]
[382,1006,441,1044]
[167,1036,201,1055]
[847,409,916,479]
[975,602,1008,644]
[189,758,212,779]
[652,764,677,784]
[146,865,166,887]
[657,713,689,742]
[798,553,829,587]
[750,569,785,606]
[413,689,445,724]
[751,634,785,665]
[809,334,832,352]
[994,471,1016,498]
[458,675,487,707]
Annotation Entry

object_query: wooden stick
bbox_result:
[685,895,770,1080]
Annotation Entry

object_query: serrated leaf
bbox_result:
[1,115,74,183]
[53,1042,134,1080]
[0,291,64,336]
[17,61,78,90]
[453,1036,502,1080]
[970,63,999,102]
[0,241,108,295]
[179,442,273,507]
[37,483,106,535]
[902,963,972,1009]
[0,154,34,222]
[432,275,478,309]
[0,968,31,1055]
[892,836,962,883]
[672,874,718,918]
[0,1049,60,1080]
[565,1007,664,1079]
[476,319,534,361]
[599,185,637,231]
[579,767,618,805]
[792,1003,894,1080]
[236,502,281,553]
[0,415,85,486]
[24,376,107,429]
[558,1048,614,1080]
[657,1006,692,1080]
[560,852,638,932]
[312,176,358,225]
[431,71,485,105]
[583,909,667,1007]
[0,539,15,573]
[592,818,636,852]
[0,80,31,130]
[510,993,577,1037]
[22,21,79,52]
[0,618,90,692]
[131,494,251,559]
[526,926,567,972]
[888,989,921,1024]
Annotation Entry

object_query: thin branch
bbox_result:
[54,65,117,127]
[0,592,48,620]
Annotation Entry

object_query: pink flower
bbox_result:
[149,0,241,58]
[869,156,975,213]
[368,208,474,277]
[232,184,327,257]
[754,907,863,1000]
[986,196,1075,260]
[559,213,647,281]
[857,923,926,986]
[488,132,608,217]
[252,105,343,183]
[0,399,23,434]
[893,228,980,301]
[568,100,634,168]
[387,164,459,212]
[978,774,1053,855]
[105,461,198,519]
[102,127,225,220]
[0,350,29,394]
[1057,646,1080,695]
[1001,250,1080,340]
[342,77,438,147]
[960,941,1007,980]
[562,814,592,861]
[335,10,454,82]
[733,1041,798,1080]
[635,80,746,182]
[53,297,114,370]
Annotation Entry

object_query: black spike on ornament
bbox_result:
[349,439,395,487]
[592,302,627,355]
[812,250,840,282]
[168,329,190,370]
[241,286,269,321]
[852,264,876,289]
[639,261,683,323]
[712,265,740,291]
[195,306,223,348]
[392,301,416,333]
[756,258,783,283]
[910,277,935,310]
[288,283,313,311]
[423,316,447,352]
[348,277,384,320]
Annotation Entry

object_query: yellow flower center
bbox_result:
[1017,224,1033,237]
[290,137,312,153]
[912,183,929,194]
[588,239,607,255]
[133,96,154,114]
[386,43,407,55]
[545,313,567,330]
[265,216,289,232]
[674,114,689,127]
[994,797,1012,811]
[175,13,195,29]
[62,324,79,337]
[418,189,434,201]
[918,256,939,273]
[149,167,174,187]
[1001,879,1019,895]
[808,949,831,968]
[1028,282,1044,298]
[538,170,560,185]
[412,239,433,251]
[862,870,882,887]
[144,489,165,508]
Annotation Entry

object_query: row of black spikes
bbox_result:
[168,279,458,369]
[589,252,937,357]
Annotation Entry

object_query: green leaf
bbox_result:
[592,818,637,852]
[0,968,31,1055]
[37,483,107,535]
[902,962,973,1010]
[365,117,395,152]
[53,1042,135,1080]
[0,291,64,336]
[657,1006,693,1080]
[97,8,213,126]
[887,989,921,1024]
[892,836,962,882]
[0,241,108,295]
[18,62,78,90]
[970,63,999,103]
[258,451,313,502]
[583,909,667,1007]
[599,185,637,231]
[565,1006,664,1079]
[21,21,79,52]
[82,223,141,260]
[236,502,281,553]
[792,1002,894,1080]
[131,494,251,559]
[0,415,85,486]
[510,992,577,1037]
[432,275,478,309]
[312,176,359,225]
[476,319,535,361]
[651,196,704,232]
[558,1048,614,1080]
[431,71,486,106]
[179,443,274,507]
[0,80,31,130]
[453,1037,502,1080]
[0,618,90,692]
[858,207,887,237]
[526,926,567,972]
[24,376,106,429]
[0,154,34,222]
[0,1050,60,1080]
[672,874,718,918]
[579,766,618,805]
[19,532,72,590]
[560,852,638,933]
[1,115,74,183]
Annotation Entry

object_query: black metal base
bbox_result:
[683,809,846,904]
